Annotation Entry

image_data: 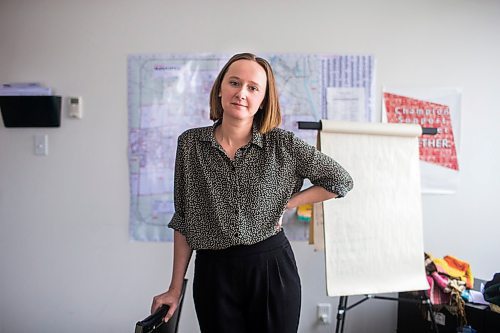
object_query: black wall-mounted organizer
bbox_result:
[0,95,62,127]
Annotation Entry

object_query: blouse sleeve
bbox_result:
[167,135,188,235]
[291,132,353,198]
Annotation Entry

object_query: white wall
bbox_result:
[1,0,499,332]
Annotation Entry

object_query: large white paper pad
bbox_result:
[320,120,429,296]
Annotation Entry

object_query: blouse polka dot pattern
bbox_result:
[168,121,353,250]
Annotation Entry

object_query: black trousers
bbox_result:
[193,231,301,333]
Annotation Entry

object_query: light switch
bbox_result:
[34,134,48,156]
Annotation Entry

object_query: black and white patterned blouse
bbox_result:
[168,121,353,250]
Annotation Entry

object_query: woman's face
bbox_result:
[219,59,267,122]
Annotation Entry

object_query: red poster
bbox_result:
[384,92,459,171]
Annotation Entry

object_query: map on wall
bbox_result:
[128,53,375,242]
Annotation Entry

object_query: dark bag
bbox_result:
[135,279,187,333]
[484,273,500,306]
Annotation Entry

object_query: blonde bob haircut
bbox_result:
[209,53,282,134]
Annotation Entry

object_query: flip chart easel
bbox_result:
[298,121,439,333]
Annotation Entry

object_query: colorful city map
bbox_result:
[128,53,375,241]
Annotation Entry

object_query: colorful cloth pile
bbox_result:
[424,253,474,326]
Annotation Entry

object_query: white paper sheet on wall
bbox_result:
[326,87,366,122]
[320,120,429,296]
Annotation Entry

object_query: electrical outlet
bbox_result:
[317,303,331,324]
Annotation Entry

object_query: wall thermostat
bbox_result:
[68,96,83,119]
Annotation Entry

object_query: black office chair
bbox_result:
[135,279,188,333]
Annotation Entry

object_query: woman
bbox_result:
[151,53,353,333]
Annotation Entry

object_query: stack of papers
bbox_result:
[0,83,52,96]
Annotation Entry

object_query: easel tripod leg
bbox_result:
[335,296,348,333]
